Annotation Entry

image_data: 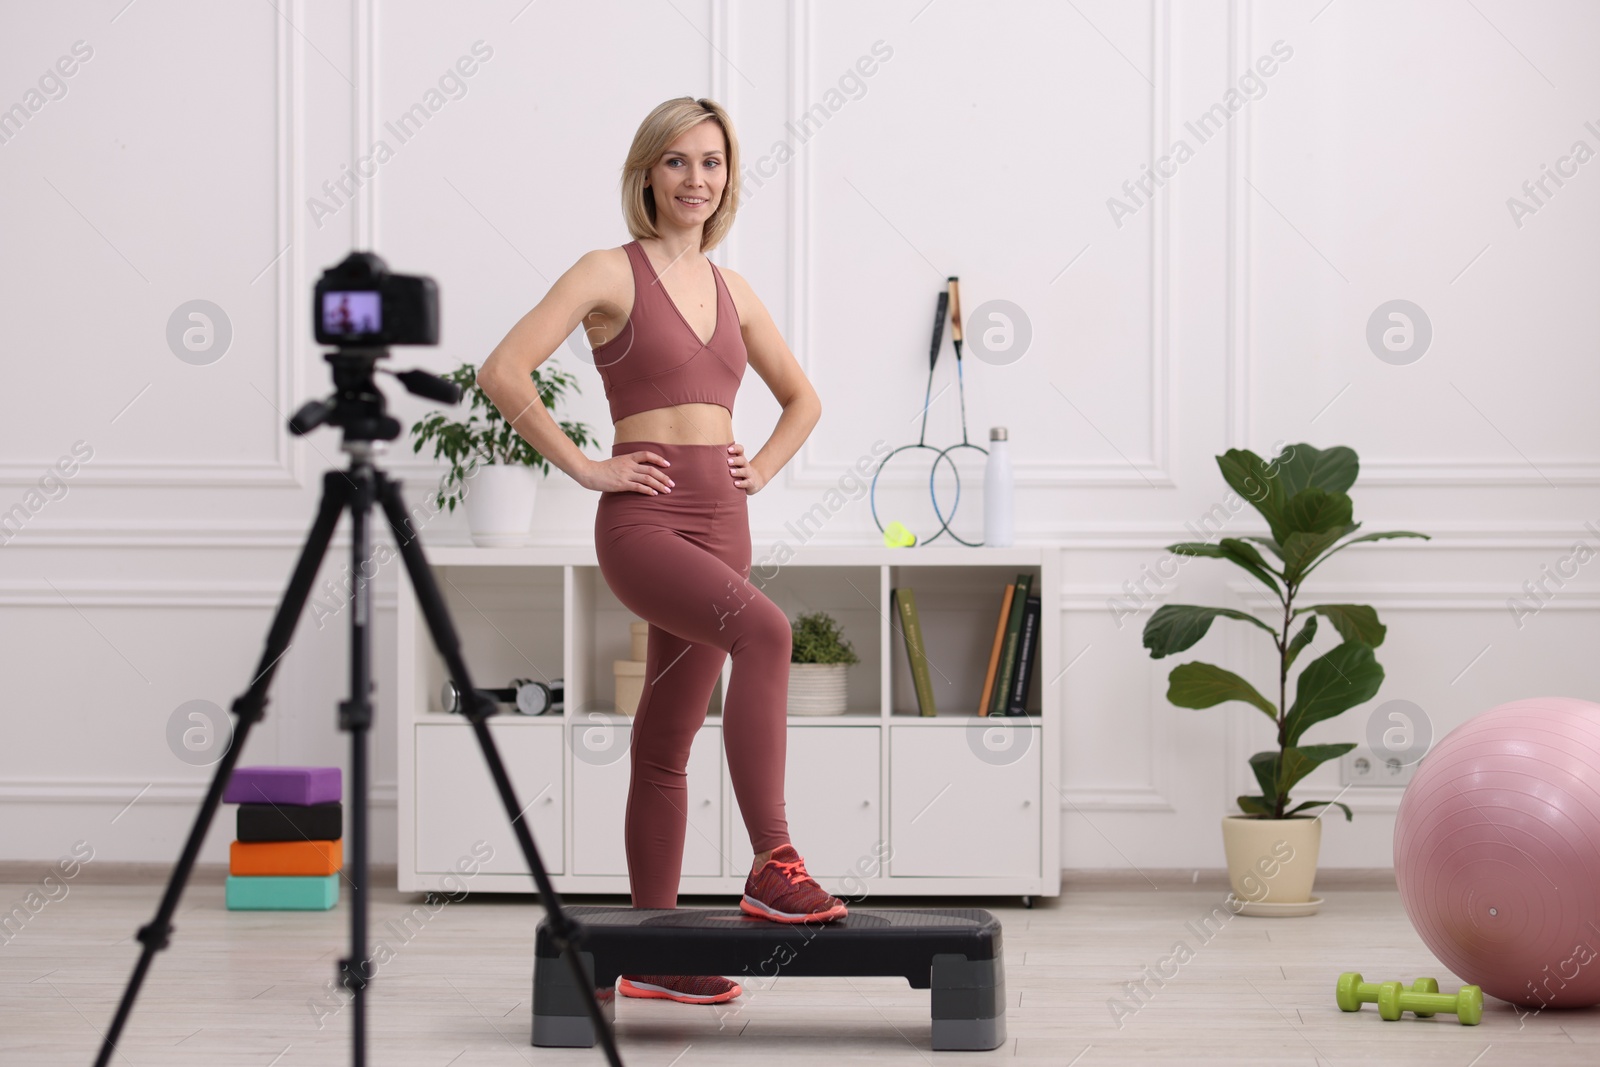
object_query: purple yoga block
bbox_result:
[224,766,342,807]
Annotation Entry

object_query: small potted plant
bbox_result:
[1141,443,1428,913]
[408,361,598,547]
[789,611,861,716]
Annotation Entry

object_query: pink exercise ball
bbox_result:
[1395,696,1600,1008]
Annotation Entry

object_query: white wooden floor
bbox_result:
[2,867,1596,1065]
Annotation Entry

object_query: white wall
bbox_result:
[3,0,1597,872]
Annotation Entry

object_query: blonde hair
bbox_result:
[621,97,741,253]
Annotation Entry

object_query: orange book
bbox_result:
[977,583,1016,716]
[229,839,343,876]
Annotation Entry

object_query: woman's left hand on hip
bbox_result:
[727,442,765,494]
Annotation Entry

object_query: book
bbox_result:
[987,572,1033,717]
[977,583,1015,716]
[892,587,938,717]
[1005,595,1042,716]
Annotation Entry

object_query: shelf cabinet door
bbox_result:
[729,726,881,878]
[572,723,723,877]
[415,722,564,875]
[888,724,1040,877]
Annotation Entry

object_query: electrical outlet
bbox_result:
[1340,747,1417,787]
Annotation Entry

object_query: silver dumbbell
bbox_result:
[440,677,562,716]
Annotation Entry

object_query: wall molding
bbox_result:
[782,0,1174,488]
[1357,459,1600,486]
[1232,581,1600,612]
[0,778,395,807]
[1224,0,1250,450]
[1056,586,1175,812]
[1222,578,1600,815]
[1227,0,1600,486]
[758,520,1600,552]
[0,578,397,610]
[11,518,1598,551]
[0,3,306,490]
[357,0,377,250]
[1026,523,1600,551]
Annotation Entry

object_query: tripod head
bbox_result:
[290,349,461,444]
[291,251,461,445]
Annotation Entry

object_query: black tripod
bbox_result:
[95,349,623,1067]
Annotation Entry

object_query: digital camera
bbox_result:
[313,251,439,347]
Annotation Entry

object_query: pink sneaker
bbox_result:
[618,974,742,1004]
[741,844,848,923]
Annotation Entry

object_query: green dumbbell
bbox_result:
[1336,972,1441,1016]
[1376,979,1482,1025]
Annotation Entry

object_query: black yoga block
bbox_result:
[236,801,343,842]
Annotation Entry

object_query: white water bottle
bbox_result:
[984,427,1014,547]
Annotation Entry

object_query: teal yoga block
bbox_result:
[226,874,340,911]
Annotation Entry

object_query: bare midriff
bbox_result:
[613,402,734,446]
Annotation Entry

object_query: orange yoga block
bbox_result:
[229,838,342,876]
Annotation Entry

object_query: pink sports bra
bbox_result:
[591,240,747,423]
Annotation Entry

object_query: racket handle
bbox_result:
[929,290,948,370]
[947,277,963,345]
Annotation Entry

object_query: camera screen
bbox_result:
[322,291,382,336]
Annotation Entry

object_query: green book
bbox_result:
[988,572,1033,717]
[893,588,938,717]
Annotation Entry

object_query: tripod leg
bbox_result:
[95,470,352,1067]
[376,473,625,1067]
[343,464,377,1067]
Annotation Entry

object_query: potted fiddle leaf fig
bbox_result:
[408,361,598,547]
[788,611,860,716]
[1141,443,1428,913]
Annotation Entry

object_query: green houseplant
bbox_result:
[1141,442,1428,908]
[409,361,598,546]
[788,611,861,716]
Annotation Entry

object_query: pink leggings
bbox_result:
[594,439,792,908]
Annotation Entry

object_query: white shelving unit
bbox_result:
[395,544,1061,902]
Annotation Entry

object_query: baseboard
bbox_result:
[1063,868,1397,890]
[0,861,398,887]
[2,863,1397,892]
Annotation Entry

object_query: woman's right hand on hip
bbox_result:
[582,452,675,495]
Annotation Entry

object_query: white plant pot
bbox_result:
[462,464,539,548]
[1221,814,1322,911]
[786,663,849,716]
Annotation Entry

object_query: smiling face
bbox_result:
[644,119,728,228]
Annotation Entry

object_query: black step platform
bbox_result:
[532,906,1005,1051]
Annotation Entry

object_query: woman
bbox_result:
[478,97,846,1006]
